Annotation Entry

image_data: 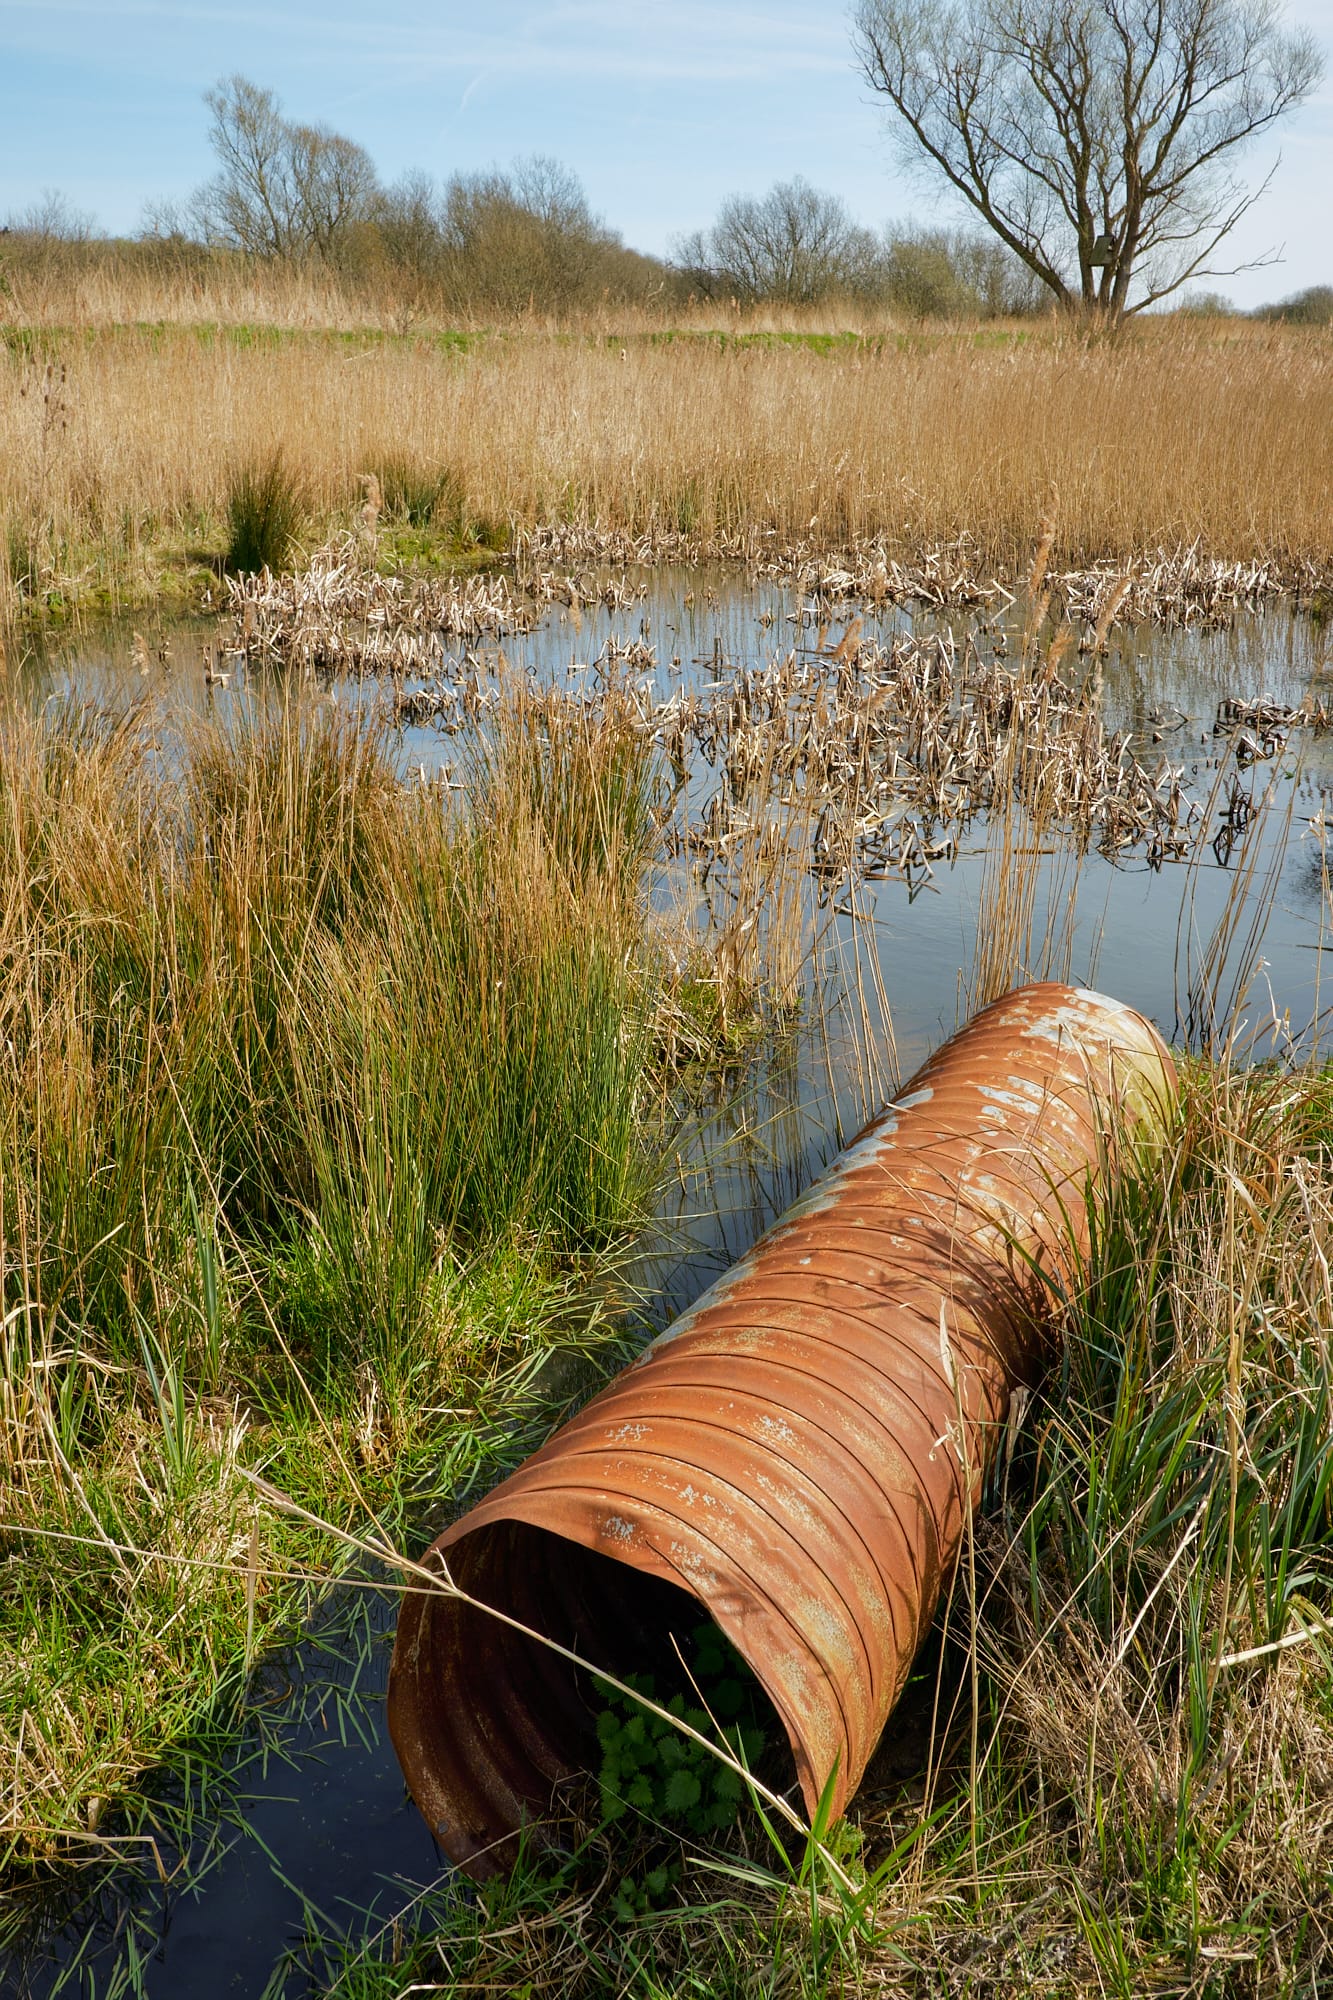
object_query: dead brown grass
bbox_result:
[2,253,398,334]
[2,318,1332,612]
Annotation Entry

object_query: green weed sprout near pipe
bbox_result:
[389,982,1177,1878]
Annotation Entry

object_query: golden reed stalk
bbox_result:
[2,320,1331,604]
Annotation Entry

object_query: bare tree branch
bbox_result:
[192,76,378,264]
[852,0,1324,317]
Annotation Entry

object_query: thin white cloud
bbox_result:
[0,0,851,83]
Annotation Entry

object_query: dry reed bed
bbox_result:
[1,261,898,338]
[524,523,1305,624]
[657,633,1214,881]
[226,551,1317,901]
[225,532,1300,685]
[4,323,1333,606]
[223,600,1317,1031]
[1,259,407,333]
[783,540,1297,626]
[227,541,648,673]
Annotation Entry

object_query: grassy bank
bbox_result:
[3,317,1332,620]
[0,684,668,1879]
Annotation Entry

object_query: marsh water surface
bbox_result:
[10,572,1333,1997]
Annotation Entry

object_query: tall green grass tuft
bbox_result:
[223,449,305,574]
[472,670,661,902]
[373,453,464,529]
[0,684,660,1859]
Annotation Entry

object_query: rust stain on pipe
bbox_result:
[388,982,1176,1877]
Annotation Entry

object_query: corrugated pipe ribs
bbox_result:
[388,982,1177,1877]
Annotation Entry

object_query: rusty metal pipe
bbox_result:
[389,983,1176,1876]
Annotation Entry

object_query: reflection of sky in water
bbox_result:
[16,580,1333,1998]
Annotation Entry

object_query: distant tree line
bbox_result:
[0,75,1045,319]
[1251,285,1333,324]
[1,73,1327,323]
[673,178,1042,315]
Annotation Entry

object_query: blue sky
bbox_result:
[1,0,1330,308]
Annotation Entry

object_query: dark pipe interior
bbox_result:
[417,1520,797,1864]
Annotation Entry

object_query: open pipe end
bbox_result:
[388,1519,799,1879]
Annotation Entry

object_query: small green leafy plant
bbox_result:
[593,1622,771,1917]
[593,1621,769,1839]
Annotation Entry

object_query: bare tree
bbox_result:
[676,179,882,304]
[2,189,95,243]
[370,158,675,316]
[0,190,97,300]
[192,76,377,262]
[287,124,379,262]
[193,77,294,256]
[883,225,1044,315]
[436,157,640,312]
[373,170,446,292]
[852,0,1324,315]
